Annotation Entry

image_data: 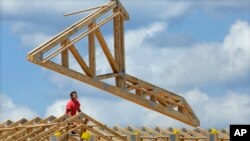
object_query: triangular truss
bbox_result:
[27,0,199,127]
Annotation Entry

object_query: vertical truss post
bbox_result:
[61,40,69,68]
[114,4,126,89]
[88,22,96,77]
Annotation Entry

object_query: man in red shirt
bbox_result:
[66,91,81,116]
[66,91,88,134]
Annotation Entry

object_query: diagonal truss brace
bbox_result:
[27,0,199,127]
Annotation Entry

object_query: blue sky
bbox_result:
[1,0,250,128]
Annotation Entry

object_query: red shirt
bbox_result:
[66,99,81,116]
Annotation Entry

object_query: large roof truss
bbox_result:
[27,0,199,127]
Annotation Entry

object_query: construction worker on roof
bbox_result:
[66,91,88,135]
[66,91,81,116]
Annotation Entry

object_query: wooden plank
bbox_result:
[120,15,125,73]
[67,40,92,76]
[95,26,119,72]
[96,73,120,80]
[88,22,96,76]
[64,4,108,16]
[113,7,125,88]
[61,39,69,68]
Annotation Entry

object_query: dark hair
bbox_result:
[70,91,77,97]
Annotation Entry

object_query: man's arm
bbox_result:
[78,101,82,113]
[66,102,73,116]
[66,109,72,116]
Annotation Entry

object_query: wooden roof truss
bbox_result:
[27,0,199,127]
[0,113,126,141]
[0,113,229,141]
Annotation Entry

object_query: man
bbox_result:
[65,91,88,135]
[66,91,81,116]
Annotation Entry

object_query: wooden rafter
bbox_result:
[27,0,199,127]
[0,113,126,141]
[0,115,230,141]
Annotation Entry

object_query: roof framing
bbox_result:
[27,0,199,127]
[0,113,229,141]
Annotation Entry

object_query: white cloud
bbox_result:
[21,33,51,47]
[200,0,250,17]
[45,99,67,117]
[157,1,192,20]
[223,20,250,77]
[1,0,105,17]
[0,94,38,122]
[120,20,250,88]
[184,88,250,128]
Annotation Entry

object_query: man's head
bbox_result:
[70,91,78,101]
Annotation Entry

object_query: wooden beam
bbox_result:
[113,7,126,88]
[64,4,108,16]
[96,73,120,80]
[94,26,119,73]
[88,22,96,76]
[67,39,92,76]
[82,113,126,141]
[61,39,69,68]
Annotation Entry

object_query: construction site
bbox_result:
[0,0,234,140]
